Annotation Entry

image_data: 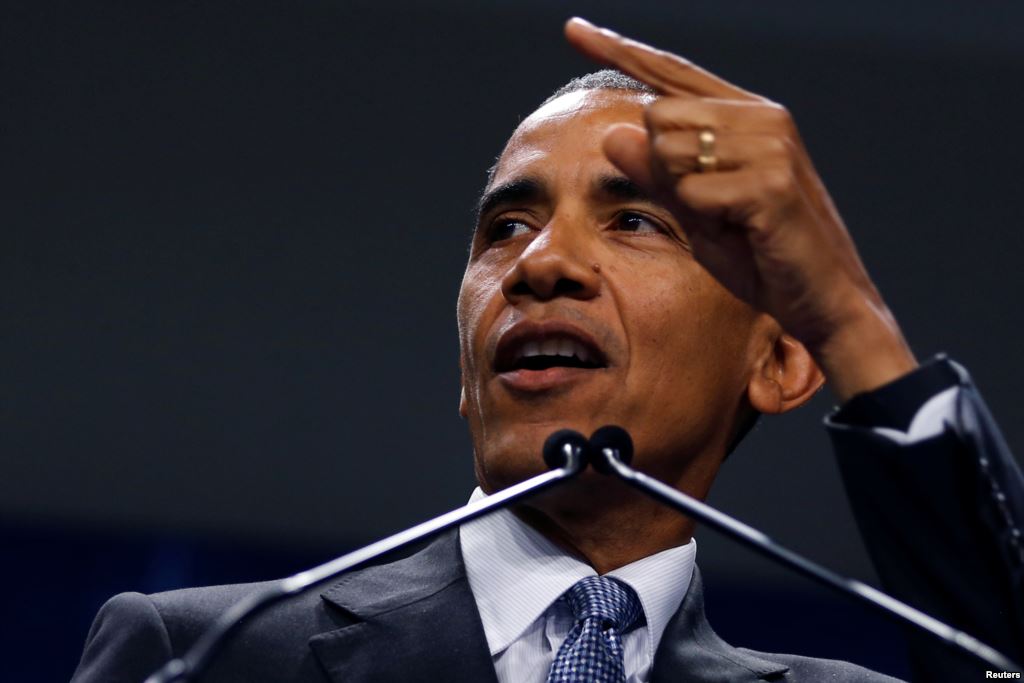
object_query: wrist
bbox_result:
[812,294,918,403]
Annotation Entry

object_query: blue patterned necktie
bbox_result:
[546,576,643,683]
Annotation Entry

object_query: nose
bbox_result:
[500,218,601,303]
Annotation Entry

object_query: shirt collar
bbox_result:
[459,487,696,663]
[606,540,696,663]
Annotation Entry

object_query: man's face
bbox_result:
[457,89,759,495]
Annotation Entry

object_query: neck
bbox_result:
[513,463,716,573]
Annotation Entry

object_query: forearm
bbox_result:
[812,290,918,403]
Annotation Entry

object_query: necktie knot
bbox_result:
[547,576,643,682]
[563,576,642,632]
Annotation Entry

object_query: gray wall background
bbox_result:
[4,0,1024,596]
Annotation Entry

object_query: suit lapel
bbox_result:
[308,529,498,683]
[308,531,789,682]
[652,565,790,682]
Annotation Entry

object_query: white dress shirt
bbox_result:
[870,386,959,444]
[458,382,960,682]
[460,487,696,683]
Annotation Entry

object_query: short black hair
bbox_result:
[484,70,656,187]
[540,69,657,107]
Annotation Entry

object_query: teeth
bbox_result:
[515,336,595,363]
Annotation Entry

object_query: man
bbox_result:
[73,18,1024,682]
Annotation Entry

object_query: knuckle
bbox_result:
[747,211,775,233]
[762,102,794,129]
[677,175,730,211]
[761,136,789,158]
[651,131,682,158]
[651,132,670,157]
[644,100,669,129]
[645,97,689,129]
[762,135,799,167]
[760,168,797,198]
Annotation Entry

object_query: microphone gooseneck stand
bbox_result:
[143,430,589,683]
[587,424,1022,673]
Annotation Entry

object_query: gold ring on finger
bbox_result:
[697,127,718,173]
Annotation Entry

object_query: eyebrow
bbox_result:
[476,177,547,222]
[592,173,652,204]
[474,172,657,224]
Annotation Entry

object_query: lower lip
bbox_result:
[496,366,605,392]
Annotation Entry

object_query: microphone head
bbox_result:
[589,425,633,473]
[542,429,589,470]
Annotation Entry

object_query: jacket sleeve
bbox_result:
[825,355,1024,680]
[72,591,175,683]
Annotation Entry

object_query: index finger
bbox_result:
[564,17,758,102]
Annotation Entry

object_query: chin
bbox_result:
[474,418,634,501]
[475,441,548,495]
[474,419,590,493]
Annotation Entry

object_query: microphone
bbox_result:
[143,430,589,683]
[588,424,1021,673]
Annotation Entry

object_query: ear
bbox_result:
[747,330,825,415]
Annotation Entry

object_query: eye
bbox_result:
[488,217,533,243]
[615,211,663,234]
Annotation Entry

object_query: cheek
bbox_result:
[626,262,747,380]
[457,265,504,374]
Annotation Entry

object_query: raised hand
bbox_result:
[564,17,917,400]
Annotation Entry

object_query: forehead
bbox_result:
[489,89,650,189]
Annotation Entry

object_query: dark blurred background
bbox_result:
[3,1,1023,680]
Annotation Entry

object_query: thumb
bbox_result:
[603,122,689,220]
[602,123,657,191]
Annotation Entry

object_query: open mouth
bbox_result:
[500,337,605,372]
[493,325,609,377]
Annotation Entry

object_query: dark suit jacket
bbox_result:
[72,357,1024,682]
